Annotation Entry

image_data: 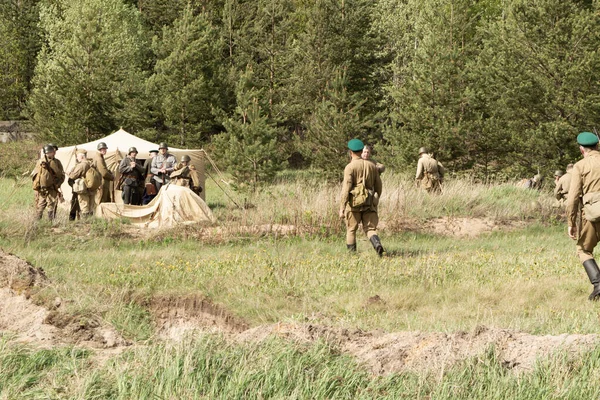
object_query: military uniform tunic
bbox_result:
[566,150,600,262]
[555,172,572,202]
[416,154,444,193]
[69,160,95,216]
[91,152,114,203]
[33,157,65,219]
[339,158,382,245]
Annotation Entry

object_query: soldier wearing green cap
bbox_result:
[566,131,600,300]
[339,138,385,256]
[415,147,444,193]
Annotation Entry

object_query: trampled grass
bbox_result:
[0,175,597,398]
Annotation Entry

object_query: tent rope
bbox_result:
[200,150,244,210]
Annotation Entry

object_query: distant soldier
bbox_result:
[118,147,145,205]
[523,174,544,190]
[171,155,203,196]
[339,139,385,256]
[91,142,114,204]
[151,142,177,192]
[361,145,385,174]
[567,132,600,301]
[554,164,573,205]
[32,144,65,220]
[415,147,444,193]
[142,149,159,205]
[68,150,95,218]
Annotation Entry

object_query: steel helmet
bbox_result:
[97,142,108,150]
[128,147,138,155]
[43,144,55,154]
[554,170,564,177]
[181,155,191,163]
[158,142,168,150]
[418,147,429,155]
[48,143,58,151]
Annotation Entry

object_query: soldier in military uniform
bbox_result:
[92,142,115,204]
[32,144,65,220]
[566,132,600,300]
[118,147,145,205]
[142,149,158,205]
[151,142,177,192]
[554,164,573,206]
[171,155,203,196]
[68,150,95,217]
[523,174,544,190]
[339,139,385,256]
[415,147,444,193]
[361,145,385,174]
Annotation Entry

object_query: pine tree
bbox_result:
[148,5,229,147]
[212,70,283,190]
[28,0,147,144]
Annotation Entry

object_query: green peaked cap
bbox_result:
[348,138,364,152]
[577,132,599,146]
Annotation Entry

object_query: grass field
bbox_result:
[1,173,600,399]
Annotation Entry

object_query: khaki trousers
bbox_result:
[345,208,378,245]
[96,180,112,204]
[35,189,58,219]
[78,191,96,216]
[577,219,600,262]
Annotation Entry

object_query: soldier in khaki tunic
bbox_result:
[566,132,600,300]
[554,164,573,205]
[416,147,444,193]
[171,155,203,196]
[339,139,385,256]
[92,142,114,204]
[68,150,96,217]
[32,144,65,220]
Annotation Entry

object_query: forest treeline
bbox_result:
[1,0,599,184]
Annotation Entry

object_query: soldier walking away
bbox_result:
[142,149,158,205]
[566,132,600,300]
[68,150,96,218]
[415,147,444,193]
[151,142,176,192]
[361,145,385,174]
[92,142,114,204]
[119,147,145,205]
[171,155,203,196]
[339,139,385,256]
[523,174,544,190]
[32,144,65,220]
[554,164,573,207]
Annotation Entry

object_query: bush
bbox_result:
[0,140,41,179]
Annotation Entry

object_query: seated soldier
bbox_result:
[171,155,203,196]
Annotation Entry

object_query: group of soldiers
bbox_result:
[339,132,600,302]
[32,142,202,221]
[339,140,444,257]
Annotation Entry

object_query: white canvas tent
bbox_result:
[54,129,206,205]
[96,184,215,228]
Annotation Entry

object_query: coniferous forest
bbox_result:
[1,0,599,182]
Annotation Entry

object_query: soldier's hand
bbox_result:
[568,226,577,240]
[339,209,345,220]
[130,162,136,168]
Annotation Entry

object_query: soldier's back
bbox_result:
[575,152,600,195]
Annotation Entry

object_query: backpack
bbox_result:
[32,162,54,190]
[350,160,374,208]
[84,166,103,190]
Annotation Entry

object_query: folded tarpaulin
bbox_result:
[95,184,215,228]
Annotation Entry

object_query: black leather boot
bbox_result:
[369,235,385,257]
[583,259,600,300]
[347,243,357,252]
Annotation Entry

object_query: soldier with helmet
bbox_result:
[171,155,203,196]
[91,142,114,203]
[150,142,177,192]
[415,147,444,193]
[339,139,385,256]
[32,144,65,220]
[67,149,95,218]
[555,164,573,205]
[567,132,600,301]
[118,147,145,205]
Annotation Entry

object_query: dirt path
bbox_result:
[1,250,596,376]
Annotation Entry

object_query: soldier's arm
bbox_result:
[339,165,353,213]
[119,158,132,174]
[566,165,583,228]
[375,169,382,197]
[438,162,445,179]
[166,156,177,172]
[415,159,423,180]
[68,164,81,180]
